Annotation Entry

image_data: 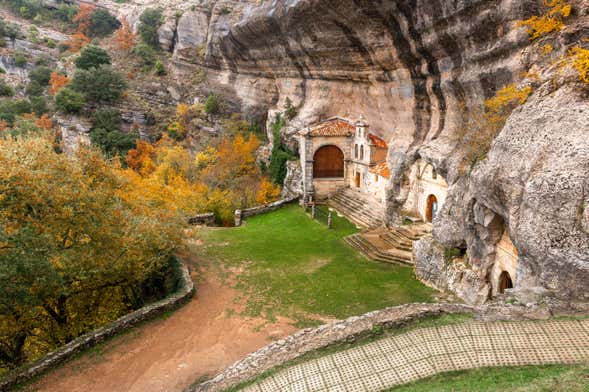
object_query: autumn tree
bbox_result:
[114,17,137,53]
[72,3,96,35]
[49,72,70,95]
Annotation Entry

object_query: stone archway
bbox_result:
[425,194,438,222]
[498,271,513,294]
[313,145,345,178]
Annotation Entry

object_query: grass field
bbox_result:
[198,204,434,325]
[387,364,589,392]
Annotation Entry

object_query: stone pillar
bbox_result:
[234,210,242,227]
[301,133,315,199]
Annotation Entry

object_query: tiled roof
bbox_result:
[368,133,388,148]
[308,118,355,137]
[370,162,391,179]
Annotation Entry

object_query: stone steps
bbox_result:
[344,234,413,266]
[328,189,384,229]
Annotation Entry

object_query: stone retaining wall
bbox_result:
[0,264,195,392]
[194,303,474,392]
[234,197,299,226]
[189,213,216,226]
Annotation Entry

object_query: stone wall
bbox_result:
[188,213,216,226]
[194,303,474,392]
[0,264,195,391]
[234,197,299,226]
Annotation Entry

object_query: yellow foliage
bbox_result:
[518,0,572,40]
[485,84,533,119]
[541,43,554,55]
[569,46,589,83]
[256,178,281,205]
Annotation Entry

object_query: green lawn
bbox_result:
[198,204,434,324]
[387,364,589,392]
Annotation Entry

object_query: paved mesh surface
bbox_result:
[241,320,589,392]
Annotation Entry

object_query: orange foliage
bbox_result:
[256,178,281,205]
[0,120,8,132]
[35,114,53,131]
[114,17,137,53]
[49,72,70,95]
[570,46,589,83]
[126,140,156,176]
[66,32,91,53]
[73,3,96,35]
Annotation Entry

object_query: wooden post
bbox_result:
[311,203,316,219]
[327,211,333,229]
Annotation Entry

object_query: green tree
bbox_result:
[205,93,219,114]
[90,109,137,157]
[138,8,163,49]
[132,42,157,69]
[71,65,126,104]
[55,88,85,113]
[74,45,111,70]
[268,114,296,185]
[88,8,120,37]
[28,66,52,86]
[0,80,14,97]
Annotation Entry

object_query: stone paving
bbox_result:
[240,319,589,392]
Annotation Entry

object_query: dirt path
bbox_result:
[31,260,297,392]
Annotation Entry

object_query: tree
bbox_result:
[0,80,14,96]
[90,109,137,157]
[74,45,111,70]
[28,66,52,86]
[256,178,281,205]
[49,72,70,95]
[283,97,297,120]
[72,3,96,35]
[132,42,156,69]
[139,8,163,49]
[88,8,120,37]
[55,88,85,113]
[268,114,296,185]
[71,65,127,104]
[65,32,91,53]
[205,93,219,114]
[126,140,156,176]
[115,17,136,53]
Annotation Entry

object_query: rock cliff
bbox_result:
[107,0,588,303]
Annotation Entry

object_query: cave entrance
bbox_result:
[313,145,344,178]
[425,194,438,222]
[498,271,513,294]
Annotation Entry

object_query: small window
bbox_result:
[354,144,358,159]
[432,167,438,180]
[360,145,364,160]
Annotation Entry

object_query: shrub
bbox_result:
[132,42,157,69]
[518,0,572,40]
[28,66,52,86]
[71,65,127,104]
[570,46,589,83]
[14,51,27,67]
[0,80,15,96]
[139,8,163,49]
[268,114,296,185]
[55,3,77,23]
[204,93,219,114]
[74,45,111,69]
[284,97,297,120]
[154,60,166,75]
[25,80,43,96]
[0,99,32,125]
[90,109,137,157]
[55,88,85,113]
[88,8,120,37]
[29,95,47,114]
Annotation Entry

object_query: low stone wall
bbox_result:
[194,303,474,392]
[234,196,299,226]
[189,213,216,226]
[0,264,195,391]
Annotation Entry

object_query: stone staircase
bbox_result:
[344,224,432,266]
[328,188,385,229]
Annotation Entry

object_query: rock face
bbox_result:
[106,0,588,303]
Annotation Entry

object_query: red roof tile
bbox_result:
[370,162,391,179]
[308,118,355,137]
[368,133,388,148]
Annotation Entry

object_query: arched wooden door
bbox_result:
[425,195,438,222]
[313,145,344,178]
[498,271,513,293]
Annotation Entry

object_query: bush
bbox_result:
[26,80,43,96]
[88,8,120,37]
[132,42,157,69]
[29,95,48,114]
[154,60,166,75]
[55,3,77,23]
[204,93,219,114]
[284,97,297,120]
[71,65,127,104]
[74,45,111,70]
[28,66,52,85]
[0,99,32,125]
[139,8,163,49]
[90,109,137,157]
[0,80,15,96]
[268,114,296,185]
[55,88,85,113]
[14,51,27,67]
